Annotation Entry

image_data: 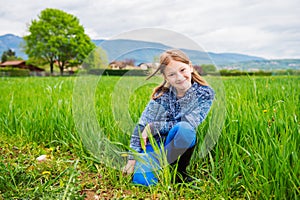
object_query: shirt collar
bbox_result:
[169,82,198,99]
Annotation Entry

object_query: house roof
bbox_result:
[0,60,25,66]
[0,60,45,71]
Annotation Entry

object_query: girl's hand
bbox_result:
[122,160,136,175]
[141,124,151,148]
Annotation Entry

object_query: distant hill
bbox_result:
[0,34,27,59]
[94,39,265,65]
[0,33,267,66]
[219,59,300,71]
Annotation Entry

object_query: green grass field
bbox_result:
[0,75,299,199]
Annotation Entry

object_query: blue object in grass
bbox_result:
[132,122,196,186]
[132,143,160,186]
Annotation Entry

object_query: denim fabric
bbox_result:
[165,122,196,149]
[132,122,196,186]
[132,144,160,186]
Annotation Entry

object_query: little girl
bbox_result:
[123,49,215,186]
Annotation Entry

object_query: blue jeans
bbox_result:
[132,122,196,186]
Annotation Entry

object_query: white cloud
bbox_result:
[0,0,299,58]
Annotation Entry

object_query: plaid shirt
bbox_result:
[128,82,215,160]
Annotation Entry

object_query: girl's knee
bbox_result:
[175,122,195,137]
[176,121,193,130]
[173,122,196,148]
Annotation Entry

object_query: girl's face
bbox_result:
[164,59,193,97]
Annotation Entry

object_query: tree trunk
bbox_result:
[60,66,64,75]
[50,62,54,74]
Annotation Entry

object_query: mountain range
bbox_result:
[0,33,265,66]
[1,33,300,70]
[93,39,267,66]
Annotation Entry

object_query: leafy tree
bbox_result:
[201,64,217,73]
[23,8,96,75]
[1,49,19,62]
[82,47,108,70]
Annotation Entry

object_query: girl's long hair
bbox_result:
[147,49,208,99]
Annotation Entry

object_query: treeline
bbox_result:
[1,68,300,77]
[87,68,300,77]
[215,69,300,76]
[1,65,299,77]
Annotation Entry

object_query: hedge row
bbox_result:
[88,69,276,77]
[1,68,299,77]
[88,69,290,77]
[88,69,150,76]
[0,69,30,77]
[215,69,300,76]
[217,70,272,76]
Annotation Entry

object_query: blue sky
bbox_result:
[0,0,299,59]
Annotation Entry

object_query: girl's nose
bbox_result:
[177,72,184,80]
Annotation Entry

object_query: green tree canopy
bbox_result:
[201,64,217,73]
[23,8,96,75]
[1,49,20,62]
[82,47,108,70]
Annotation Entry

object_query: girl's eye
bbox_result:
[168,74,175,77]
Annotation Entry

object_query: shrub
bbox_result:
[88,69,149,76]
